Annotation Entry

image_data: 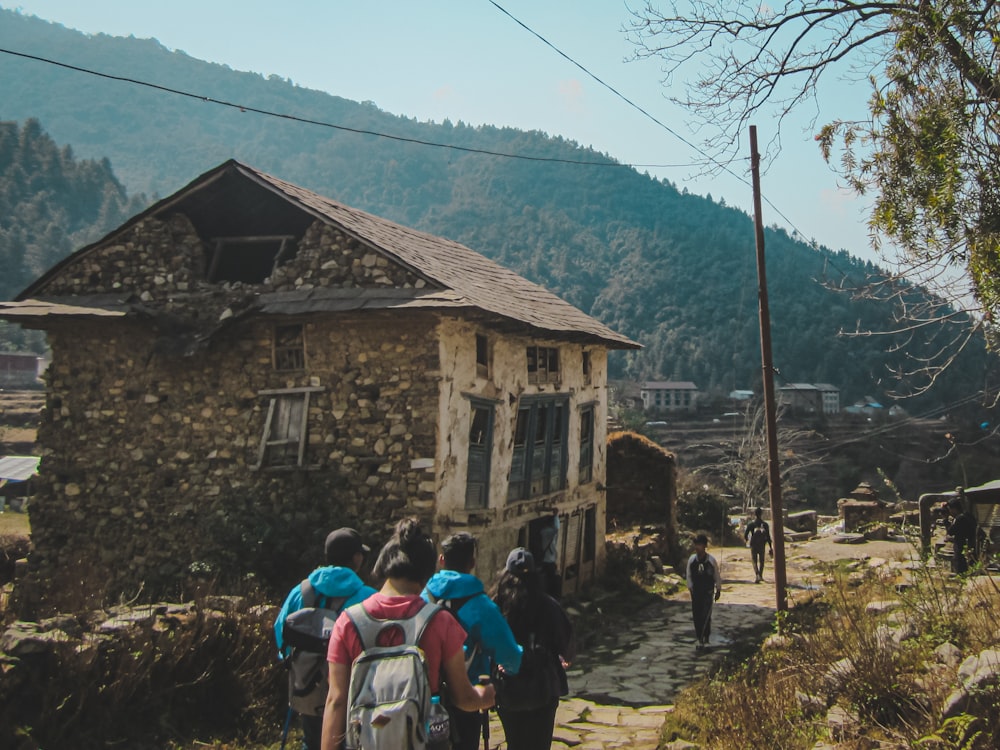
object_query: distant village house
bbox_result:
[0,352,48,388]
[777,382,840,415]
[0,160,639,613]
[640,381,699,413]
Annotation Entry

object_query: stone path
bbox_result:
[482,537,917,748]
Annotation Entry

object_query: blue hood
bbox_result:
[274,565,376,657]
[422,570,522,678]
[308,565,372,600]
[424,570,484,600]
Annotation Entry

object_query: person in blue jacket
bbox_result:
[423,532,523,750]
[274,527,376,750]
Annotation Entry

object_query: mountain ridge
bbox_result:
[0,8,993,410]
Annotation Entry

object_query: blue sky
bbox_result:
[6,0,875,260]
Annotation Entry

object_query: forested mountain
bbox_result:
[0,118,141,350]
[0,8,994,409]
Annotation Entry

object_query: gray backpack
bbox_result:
[282,580,346,716]
[343,600,442,750]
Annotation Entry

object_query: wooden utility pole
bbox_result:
[749,126,788,612]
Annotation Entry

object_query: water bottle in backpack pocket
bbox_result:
[426,695,451,750]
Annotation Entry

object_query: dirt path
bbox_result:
[483,536,919,749]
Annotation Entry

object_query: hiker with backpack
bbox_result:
[686,533,722,650]
[492,547,575,750]
[321,518,495,750]
[744,507,773,583]
[422,532,523,750]
[275,527,377,750]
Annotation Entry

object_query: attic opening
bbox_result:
[207,235,297,284]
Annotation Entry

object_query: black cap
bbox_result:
[506,547,535,576]
[325,528,370,566]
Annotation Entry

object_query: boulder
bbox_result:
[934,642,963,668]
[941,649,1000,720]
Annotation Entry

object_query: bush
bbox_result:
[676,472,730,541]
[0,596,285,750]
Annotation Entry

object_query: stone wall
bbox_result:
[24,310,441,614]
[605,431,679,565]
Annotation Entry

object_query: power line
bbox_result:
[0,46,702,171]
[486,0,810,242]
[486,2,881,289]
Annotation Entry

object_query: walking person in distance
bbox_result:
[744,507,773,583]
[686,533,722,650]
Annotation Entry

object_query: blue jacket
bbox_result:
[274,566,376,657]
[422,570,523,679]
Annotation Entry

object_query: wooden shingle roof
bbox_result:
[237,163,638,349]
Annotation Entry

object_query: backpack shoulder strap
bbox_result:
[398,601,442,645]
[300,579,316,607]
[343,601,442,650]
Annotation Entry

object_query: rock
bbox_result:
[825,704,858,741]
[865,599,901,615]
[833,533,867,544]
[957,649,1000,690]
[942,649,1000,720]
[786,510,818,534]
[934,642,963,668]
[823,657,854,691]
[1,621,76,656]
[795,690,826,716]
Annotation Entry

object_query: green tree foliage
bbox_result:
[0,118,141,351]
[627,1,1000,373]
[0,9,994,408]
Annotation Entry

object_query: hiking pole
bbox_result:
[279,706,294,750]
[479,674,491,750]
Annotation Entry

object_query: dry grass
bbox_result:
[660,560,1000,749]
[0,510,30,536]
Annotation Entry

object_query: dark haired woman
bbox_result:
[320,518,495,750]
[492,547,575,750]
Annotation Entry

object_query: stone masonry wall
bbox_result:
[26,313,440,614]
[21,211,453,614]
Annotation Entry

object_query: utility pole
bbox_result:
[749,126,788,612]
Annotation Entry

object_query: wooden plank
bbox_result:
[257,386,325,396]
[297,391,311,467]
[255,398,276,469]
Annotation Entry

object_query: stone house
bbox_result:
[640,381,699,413]
[0,352,46,388]
[1,160,638,613]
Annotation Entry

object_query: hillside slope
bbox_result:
[0,9,995,409]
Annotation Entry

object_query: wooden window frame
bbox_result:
[273,323,307,372]
[579,403,595,484]
[475,333,490,379]
[526,346,561,385]
[254,386,324,470]
[465,397,495,509]
[507,395,569,502]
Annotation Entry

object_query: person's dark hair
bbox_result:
[754,507,764,518]
[492,567,544,639]
[441,532,477,571]
[694,533,709,546]
[372,517,437,584]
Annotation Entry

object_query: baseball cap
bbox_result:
[505,547,535,576]
[325,527,370,566]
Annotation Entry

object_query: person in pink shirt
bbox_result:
[321,518,496,750]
